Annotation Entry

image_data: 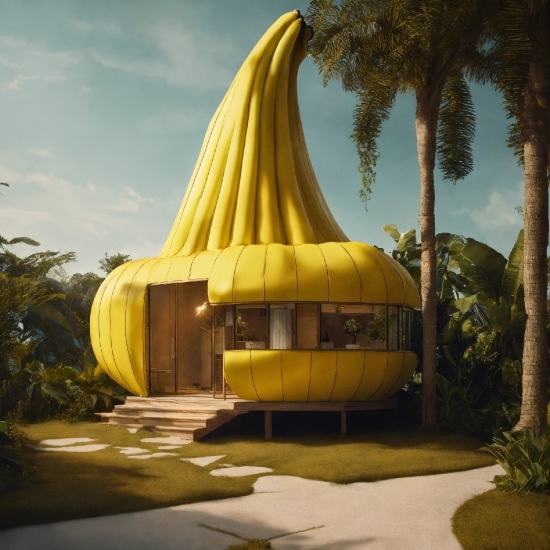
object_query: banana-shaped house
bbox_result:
[91,11,419,405]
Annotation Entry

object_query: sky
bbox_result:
[0,0,527,276]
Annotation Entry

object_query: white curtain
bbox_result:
[270,308,292,349]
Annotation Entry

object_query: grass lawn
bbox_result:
[0,417,495,532]
[453,488,550,550]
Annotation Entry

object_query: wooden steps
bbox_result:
[98,393,399,441]
[97,394,248,441]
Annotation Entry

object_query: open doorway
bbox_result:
[148,280,212,395]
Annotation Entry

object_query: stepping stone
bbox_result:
[127,428,139,434]
[115,447,150,455]
[40,438,96,446]
[180,455,225,467]
[210,466,273,477]
[128,452,179,460]
[141,436,192,445]
[157,445,183,450]
[32,444,110,453]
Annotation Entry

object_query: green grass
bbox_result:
[0,419,495,531]
[453,488,550,550]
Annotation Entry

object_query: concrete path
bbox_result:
[0,465,502,550]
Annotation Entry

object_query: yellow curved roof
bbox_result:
[90,12,420,396]
[160,11,347,257]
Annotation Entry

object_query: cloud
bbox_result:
[30,147,54,158]
[0,205,52,223]
[27,50,80,64]
[103,186,159,211]
[1,36,27,48]
[0,163,170,273]
[104,197,140,212]
[90,22,240,90]
[67,18,122,36]
[0,57,20,69]
[124,186,159,205]
[456,185,523,230]
[3,74,40,90]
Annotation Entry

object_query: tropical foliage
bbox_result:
[0,248,129,422]
[482,429,550,493]
[306,0,498,430]
[485,0,550,430]
[386,225,528,437]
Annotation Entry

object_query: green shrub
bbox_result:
[481,429,550,492]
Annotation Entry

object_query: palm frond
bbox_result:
[437,70,475,183]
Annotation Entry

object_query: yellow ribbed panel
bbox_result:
[125,259,159,394]
[352,352,389,400]
[319,242,362,302]
[281,350,311,401]
[189,250,221,280]
[233,245,267,302]
[208,246,245,303]
[393,261,421,308]
[264,244,298,302]
[90,277,114,381]
[148,258,174,284]
[380,352,417,399]
[363,245,405,305]
[340,242,387,304]
[95,265,132,390]
[251,350,283,401]
[369,353,405,401]
[110,260,151,396]
[330,351,364,401]
[308,350,337,401]
[223,350,418,402]
[166,255,194,282]
[91,9,421,397]
[224,351,259,400]
[294,244,329,302]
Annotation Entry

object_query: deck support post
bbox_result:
[265,411,272,440]
[340,410,346,435]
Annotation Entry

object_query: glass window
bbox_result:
[296,304,319,349]
[270,304,295,349]
[234,304,268,350]
[401,308,413,351]
[388,306,399,351]
[320,304,388,350]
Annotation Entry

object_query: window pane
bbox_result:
[297,304,319,349]
[270,304,295,349]
[388,306,399,351]
[235,304,268,350]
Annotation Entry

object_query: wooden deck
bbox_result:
[98,392,398,441]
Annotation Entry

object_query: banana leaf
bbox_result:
[459,238,507,306]
[501,229,524,305]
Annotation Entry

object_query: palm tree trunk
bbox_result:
[416,86,441,430]
[515,56,549,430]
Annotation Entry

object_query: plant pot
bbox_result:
[346,344,360,349]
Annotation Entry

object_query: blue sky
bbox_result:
[0,0,526,275]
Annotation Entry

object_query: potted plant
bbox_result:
[343,318,362,349]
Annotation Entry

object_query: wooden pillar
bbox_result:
[340,410,347,435]
[265,411,272,440]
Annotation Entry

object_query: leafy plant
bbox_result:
[385,226,527,437]
[481,429,550,493]
[343,318,363,344]
[99,252,131,275]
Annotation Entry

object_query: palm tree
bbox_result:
[306,0,496,428]
[487,0,549,429]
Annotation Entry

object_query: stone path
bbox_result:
[0,464,502,550]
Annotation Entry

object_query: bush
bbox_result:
[481,429,550,493]
[0,405,30,486]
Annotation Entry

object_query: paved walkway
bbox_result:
[0,464,502,550]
